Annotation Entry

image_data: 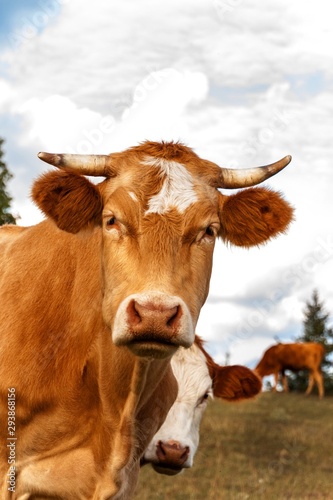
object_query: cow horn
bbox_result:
[216,155,292,188]
[37,153,115,177]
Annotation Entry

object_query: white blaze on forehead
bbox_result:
[171,344,212,403]
[143,156,198,214]
[128,191,138,202]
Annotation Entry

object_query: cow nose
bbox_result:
[156,440,190,467]
[126,299,182,334]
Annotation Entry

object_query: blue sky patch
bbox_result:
[209,83,270,106]
[287,72,325,98]
[0,0,62,50]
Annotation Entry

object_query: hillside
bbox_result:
[135,392,333,499]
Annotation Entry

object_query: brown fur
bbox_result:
[0,224,28,243]
[255,342,325,398]
[0,141,292,498]
[195,336,262,401]
[32,170,103,233]
[220,187,294,247]
[0,222,178,498]
[128,140,201,163]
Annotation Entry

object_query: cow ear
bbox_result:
[219,187,294,247]
[32,171,103,234]
[212,365,262,402]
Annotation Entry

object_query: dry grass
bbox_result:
[135,392,333,499]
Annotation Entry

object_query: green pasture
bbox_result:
[135,392,333,500]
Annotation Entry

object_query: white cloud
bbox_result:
[10,68,208,154]
[18,95,106,151]
[108,69,209,150]
[0,78,16,112]
[3,0,333,112]
[1,0,332,368]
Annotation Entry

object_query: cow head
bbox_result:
[142,337,262,474]
[33,141,293,359]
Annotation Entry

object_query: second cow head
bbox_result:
[143,336,261,475]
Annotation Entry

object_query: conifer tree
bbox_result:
[290,289,333,393]
[0,138,16,225]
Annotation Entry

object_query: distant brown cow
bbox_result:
[255,343,325,398]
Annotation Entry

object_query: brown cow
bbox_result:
[0,141,293,498]
[255,342,325,398]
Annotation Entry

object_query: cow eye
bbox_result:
[199,225,217,242]
[205,226,215,237]
[106,217,116,226]
[198,392,210,406]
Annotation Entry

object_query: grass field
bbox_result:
[135,392,333,500]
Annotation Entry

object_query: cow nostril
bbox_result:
[127,299,142,326]
[166,306,182,330]
[127,299,183,332]
[156,440,190,466]
[166,306,179,327]
[157,440,166,457]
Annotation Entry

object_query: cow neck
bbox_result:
[103,355,175,495]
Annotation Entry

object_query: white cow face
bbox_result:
[143,343,212,475]
[142,336,262,475]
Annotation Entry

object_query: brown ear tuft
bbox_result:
[212,365,262,402]
[32,171,103,233]
[194,336,262,401]
[220,187,294,247]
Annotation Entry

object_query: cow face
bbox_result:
[143,343,212,474]
[99,157,222,359]
[33,141,293,359]
[142,340,262,474]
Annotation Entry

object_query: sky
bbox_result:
[1,0,332,371]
